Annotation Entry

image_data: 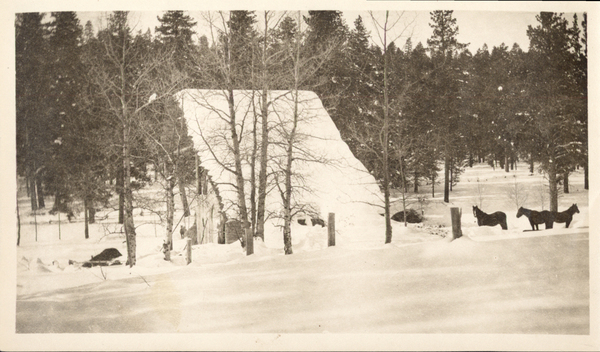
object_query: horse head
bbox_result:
[516,207,524,218]
[572,203,580,214]
[472,205,478,217]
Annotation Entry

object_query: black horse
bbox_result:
[472,206,508,230]
[552,203,580,228]
[516,207,554,230]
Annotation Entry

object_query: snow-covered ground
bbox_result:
[4,163,598,351]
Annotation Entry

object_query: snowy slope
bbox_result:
[15,233,589,335]
[7,156,596,350]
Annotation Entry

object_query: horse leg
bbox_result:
[529,219,536,231]
[500,214,508,230]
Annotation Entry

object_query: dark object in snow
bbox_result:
[185,224,198,245]
[390,209,423,223]
[517,207,554,230]
[225,219,245,246]
[180,226,186,239]
[69,248,123,268]
[473,205,507,230]
[551,203,579,228]
[90,248,122,262]
[162,241,171,261]
[311,217,326,227]
[298,217,325,227]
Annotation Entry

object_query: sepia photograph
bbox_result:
[2,0,598,350]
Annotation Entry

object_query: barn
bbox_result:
[175,89,384,247]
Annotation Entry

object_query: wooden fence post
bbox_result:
[246,228,254,255]
[328,213,335,247]
[451,207,462,240]
[186,238,192,264]
[208,206,214,243]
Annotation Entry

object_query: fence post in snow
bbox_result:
[451,207,462,240]
[246,228,253,255]
[328,213,335,247]
[186,237,192,264]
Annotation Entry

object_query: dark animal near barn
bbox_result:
[390,209,423,223]
[517,207,554,231]
[68,248,123,268]
[298,217,326,227]
[472,206,507,230]
[552,204,579,228]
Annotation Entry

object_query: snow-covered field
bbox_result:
[3,163,598,351]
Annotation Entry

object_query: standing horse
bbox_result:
[516,207,554,230]
[472,206,508,230]
[552,203,580,228]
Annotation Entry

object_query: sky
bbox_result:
[74,9,581,54]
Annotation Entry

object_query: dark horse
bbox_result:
[552,203,580,228]
[516,207,554,231]
[472,206,508,230]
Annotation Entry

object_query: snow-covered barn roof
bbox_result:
[175,89,383,228]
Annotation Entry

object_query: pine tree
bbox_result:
[227,11,258,88]
[16,12,51,211]
[303,11,349,116]
[568,13,588,190]
[426,10,468,203]
[404,42,439,193]
[46,12,84,215]
[340,15,378,158]
[156,11,197,72]
[525,12,584,211]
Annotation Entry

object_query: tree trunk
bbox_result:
[449,158,453,192]
[123,125,137,267]
[548,156,558,212]
[400,157,407,228]
[584,162,589,190]
[36,176,44,208]
[88,205,96,224]
[529,156,534,174]
[84,197,89,239]
[117,166,124,224]
[256,91,269,241]
[382,12,392,244]
[444,152,450,203]
[53,190,61,213]
[17,197,21,246]
[563,171,569,194]
[29,175,37,211]
[413,170,418,193]
[283,128,294,254]
[227,89,249,229]
[178,174,190,217]
[250,95,258,236]
[256,15,271,241]
[166,174,175,252]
